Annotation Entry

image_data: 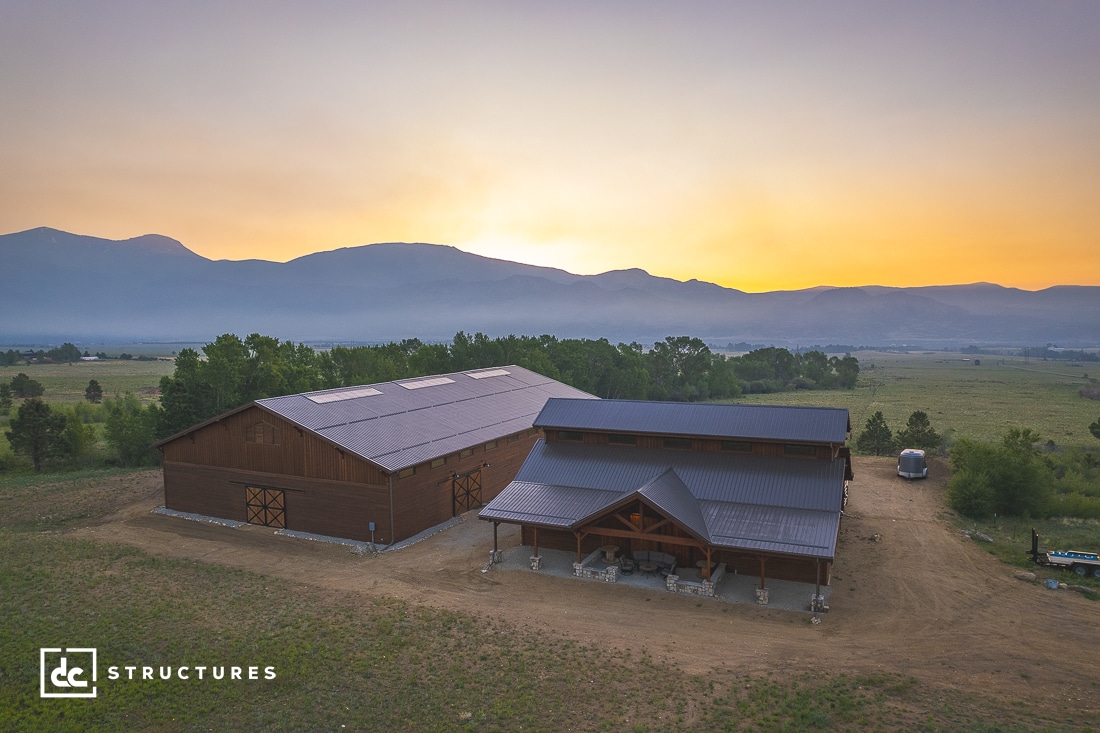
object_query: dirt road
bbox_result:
[74,457,1099,712]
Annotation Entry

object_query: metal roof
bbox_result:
[254,366,595,472]
[535,398,850,444]
[479,440,846,558]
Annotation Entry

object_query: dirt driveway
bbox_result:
[74,457,1099,712]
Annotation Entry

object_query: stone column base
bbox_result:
[530,555,542,571]
[755,587,769,605]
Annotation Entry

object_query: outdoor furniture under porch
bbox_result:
[502,544,830,613]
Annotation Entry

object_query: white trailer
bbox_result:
[897,449,927,479]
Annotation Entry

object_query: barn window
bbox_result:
[784,444,817,456]
[245,421,281,445]
[558,430,583,442]
[484,440,498,451]
[398,467,416,479]
[721,440,752,453]
[662,437,692,450]
[527,428,540,437]
[608,434,636,446]
[507,433,519,443]
[460,448,474,459]
[431,457,446,469]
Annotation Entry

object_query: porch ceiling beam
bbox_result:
[645,518,672,534]
[611,512,638,531]
[574,525,706,549]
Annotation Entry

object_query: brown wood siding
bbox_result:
[390,430,541,541]
[160,406,386,485]
[544,430,832,460]
[161,409,543,544]
[163,461,392,543]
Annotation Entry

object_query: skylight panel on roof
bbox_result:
[466,369,511,379]
[305,387,383,403]
[398,376,456,390]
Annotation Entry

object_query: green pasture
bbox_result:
[0,469,1084,732]
[0,359,175,407]
[736,351,1100,450]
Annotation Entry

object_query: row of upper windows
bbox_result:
[554,430,818,457]
[396,427,539,479]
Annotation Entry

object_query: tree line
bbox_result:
[155,332,859,438]
[2,332,859,472]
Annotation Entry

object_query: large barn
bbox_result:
[479,398,852,586]
[155,366,594,545]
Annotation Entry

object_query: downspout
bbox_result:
[388,473,395,546]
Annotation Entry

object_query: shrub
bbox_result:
[947,470,995,518]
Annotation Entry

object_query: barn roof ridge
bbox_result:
[534,397,851,444]
[156,365,596,472]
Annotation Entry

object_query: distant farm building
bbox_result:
[479,399,852,587]
[155,367,594,545]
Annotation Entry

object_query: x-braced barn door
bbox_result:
[452,468,483,516]
[246,487,286,528]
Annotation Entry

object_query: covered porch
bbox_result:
[487,541,832,614]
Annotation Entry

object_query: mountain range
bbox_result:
[3,227,1097,348]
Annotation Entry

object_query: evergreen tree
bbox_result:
[5,398,68,471]
[85,379,104,403]
[856,411,895,456]
[895,411,942,453]
[10,372,44,398]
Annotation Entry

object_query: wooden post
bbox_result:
[815,558,821,599]
[493,521,499,555]
[575,531,582,564]
[758,556,767,590]
[533,526,539,557]
[704,546,712,581]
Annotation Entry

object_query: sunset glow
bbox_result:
[2,1,1098,291]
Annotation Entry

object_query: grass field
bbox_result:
[0,469,1081,732]
[0,359,175,407]
[2,351,1097,729]
[736,351,1100,450]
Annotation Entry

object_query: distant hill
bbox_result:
[3,227,1097,347]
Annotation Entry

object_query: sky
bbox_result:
[1,1,1098,292]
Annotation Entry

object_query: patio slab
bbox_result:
[493,544,831,614]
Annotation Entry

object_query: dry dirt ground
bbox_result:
[73,457,1099,713]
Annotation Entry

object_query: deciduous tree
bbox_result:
[105,394,160,466]
[947,429,1052,518]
